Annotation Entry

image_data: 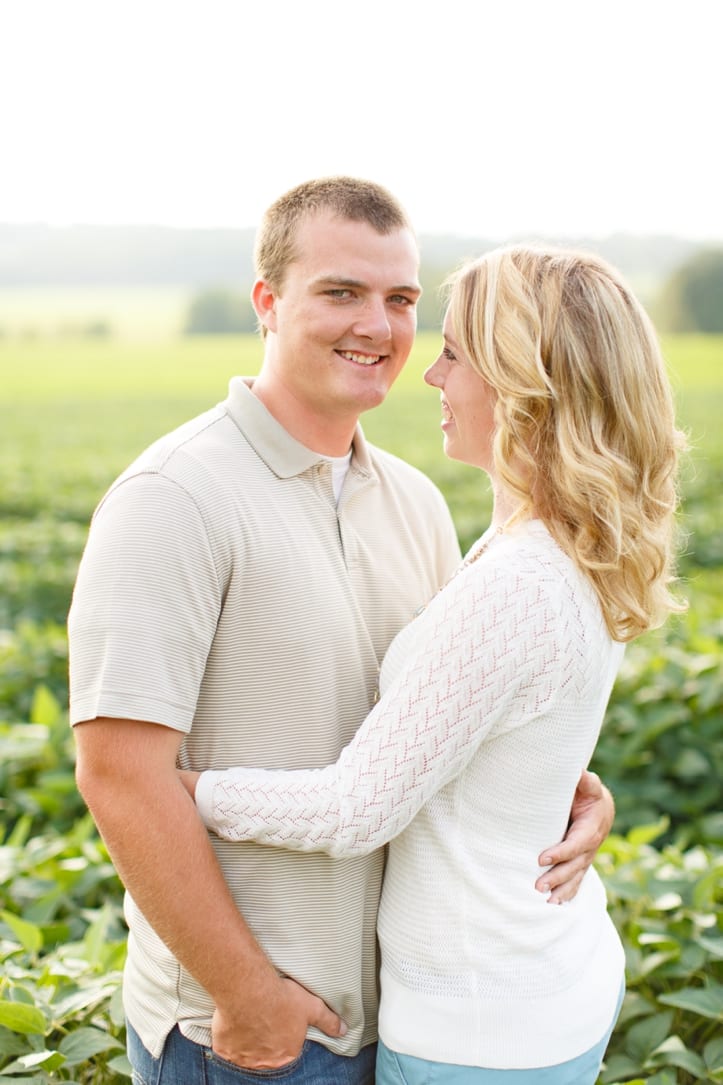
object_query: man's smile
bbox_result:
[337,350,385,366]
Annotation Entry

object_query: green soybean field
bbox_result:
[1,331,721,1083]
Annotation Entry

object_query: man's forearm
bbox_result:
[75,720,279,1008]
[75,718,344,1069]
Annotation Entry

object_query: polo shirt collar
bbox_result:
[223,377,374,481]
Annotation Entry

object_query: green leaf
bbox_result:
[650,1034,706,1075]
[0,1001,46,1036]
[50,981,119,1020]
[646,1072,679,1085]
[109,984,126,1028]
[16,1050,66,1071]
[0,1073,51,1083]
[624,1011,674,1061]
[637,949,678,978]
[659,983,723,1020]
[0,1050,66,1076]
[0,912,43,956]
[693,863,723,909]
[697,935,723,959]
[673,747,710,779]
[107,1051,133,1076]
[58,1026,122,1065]
[1,987,35,1010]
[0,1027,28,1056]
[29,685,62,726]
[81,904,114,969]
[638,932,680,951]
[5,815,34,849]
[705,1036,723,1073]
[599,1052,644,1082]
[627,817,670,846]
[652,891,683,911]
[615,990,657,1027]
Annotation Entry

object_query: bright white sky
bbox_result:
[3,0,721,241]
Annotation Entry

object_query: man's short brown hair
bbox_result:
[254,176,414,292]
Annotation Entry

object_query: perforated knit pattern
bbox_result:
[196,523,627,1069]
[203,548,563,851]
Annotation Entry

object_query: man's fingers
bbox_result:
[282,978,348,1039]
[547,869,585,905]
[538,835,593,870]
[307,995,347,1038]
[536,852,593,897]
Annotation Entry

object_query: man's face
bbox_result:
[256,210,421,427]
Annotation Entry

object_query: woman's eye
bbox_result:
[442,347,456,362]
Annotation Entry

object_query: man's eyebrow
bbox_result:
[314,276,366,289]
[314,275,422,295]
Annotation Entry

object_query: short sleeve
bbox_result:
[68,472,222,730]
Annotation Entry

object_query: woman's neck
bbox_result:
[491,485,531,530]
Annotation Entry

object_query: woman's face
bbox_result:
[424,311,497,472]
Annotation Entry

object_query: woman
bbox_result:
[181,246,685,1083]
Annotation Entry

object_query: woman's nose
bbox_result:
[424,357,444,387]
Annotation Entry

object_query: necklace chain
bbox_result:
[462,519,506,568]
[459,505,527,571]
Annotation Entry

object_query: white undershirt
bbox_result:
[325,451,352,505]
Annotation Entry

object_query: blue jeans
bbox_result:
[127,1022,377,1085]
[375,981,625,1085]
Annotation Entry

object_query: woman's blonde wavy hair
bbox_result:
[445,245,686,642]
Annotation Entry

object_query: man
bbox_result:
[69,178,614,1084]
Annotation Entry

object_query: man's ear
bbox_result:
[251,279,278,334]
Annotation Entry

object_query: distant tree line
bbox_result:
[1,224,720,335]
[184,250,723,336]
[185,287,257,335]
[656,248,723,333]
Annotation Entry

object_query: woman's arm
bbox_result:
[178,767,616,903]
[190,560,567,857]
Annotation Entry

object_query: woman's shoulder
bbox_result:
[476,521,608,634]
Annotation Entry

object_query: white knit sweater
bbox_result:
[196,521,626,1069]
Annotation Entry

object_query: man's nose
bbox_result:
[353,298,392,341]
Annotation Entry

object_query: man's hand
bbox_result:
[535,770,615,904]
[212,976,346,1070]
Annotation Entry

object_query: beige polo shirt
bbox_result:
[69,377,461,1058]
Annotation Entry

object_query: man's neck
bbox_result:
[250,376,357,457]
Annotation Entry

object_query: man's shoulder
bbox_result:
[93,404,237,522]
[123,404,229,477]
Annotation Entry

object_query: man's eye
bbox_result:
[326,289,352,299]
[389,295,415,306]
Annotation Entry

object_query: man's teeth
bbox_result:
[340,351,381,366]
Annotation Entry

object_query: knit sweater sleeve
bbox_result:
[195,552,565,857]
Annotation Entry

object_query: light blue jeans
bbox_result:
[375,982,625,1085]
[127,1022,376,1084]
